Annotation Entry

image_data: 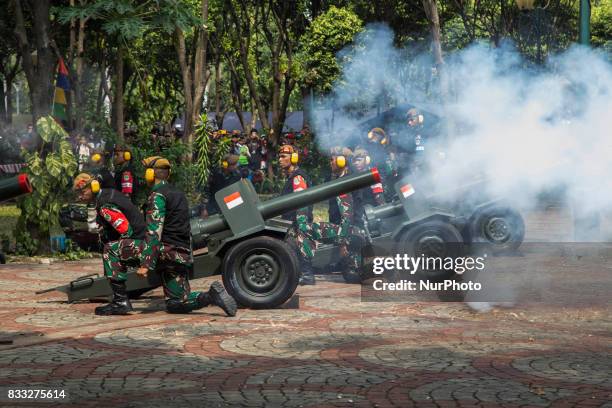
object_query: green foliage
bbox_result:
[592,0,612,51]
[16,117,78,255]
[193,113,231,188]
[299,6,364,93]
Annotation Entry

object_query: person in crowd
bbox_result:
[77,136,93,171]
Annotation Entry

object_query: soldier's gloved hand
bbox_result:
[136,267,148,278]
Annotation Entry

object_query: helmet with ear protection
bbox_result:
[91,153,102,164]
[367,128,388,145]
[90,179,100,193]
[279,145,299,165]
[335,155,346,168]
[142,156,171,183]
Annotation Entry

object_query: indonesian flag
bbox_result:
[400,184,415,198]
[224,191,244,209]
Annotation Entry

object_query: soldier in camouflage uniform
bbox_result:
[312,147,363,283]
[136,156,237,316]
[73,173,146,315]
[278,144,317,285]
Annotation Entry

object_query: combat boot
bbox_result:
[95,280,133,315]
[299,259,316,286]
[197,281,238,317]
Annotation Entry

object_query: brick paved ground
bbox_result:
[0,208,610,407]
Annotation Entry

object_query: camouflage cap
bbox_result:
[329,146,352,157]
[142,156,171,169]
[224,154,239,165]
[278,144,296,155]
[73,173,93,190]
[113,144,132,153]
[353,146,370,158]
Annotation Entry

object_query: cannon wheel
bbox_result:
[396,220,464,280]
[469,206,525,254]
[222,236,299,309]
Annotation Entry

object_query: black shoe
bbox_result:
[299,260,316,286]
[200,282,237,317]
[95,280,133,316]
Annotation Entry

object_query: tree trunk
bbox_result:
[113,45,124,140]
[422,0,444,66]
[422,0,453,140]
[301,87,312,129]
[13,0,56,127]
[73,13,87,133]
[0,83,6,123]
[214,59,225,128]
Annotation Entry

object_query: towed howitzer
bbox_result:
[40,168,382,308]
[0,174,33,264]
[0,174,32,202]
[312,176,525,282]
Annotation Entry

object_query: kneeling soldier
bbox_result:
[137,156,237,316]
[73,173,146,315]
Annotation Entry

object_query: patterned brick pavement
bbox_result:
[0,209,610,407]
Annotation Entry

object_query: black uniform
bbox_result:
[206,168,241,215]
[114,162,139,202]
[280,167,313,223]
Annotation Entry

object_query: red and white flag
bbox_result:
[224,191,244,209]
[400,184,415,198]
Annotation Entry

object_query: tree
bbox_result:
[16,117,78,254]
[12,0,57,129]
[0,6,21,124]
[174,0,210,152]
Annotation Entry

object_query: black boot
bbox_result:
[95,280,133,316]
[197,281,237,317]
[299,259,316,286]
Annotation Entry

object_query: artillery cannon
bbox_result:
[312,175,525,282]
[39,168,381,308]
[0,174,33,264]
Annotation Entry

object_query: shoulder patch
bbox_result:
[292,175,307,192]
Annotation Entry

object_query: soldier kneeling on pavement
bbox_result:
[137,156,237,316]
[73,173,146,315]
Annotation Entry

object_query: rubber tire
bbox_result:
[342,267,363,284]
[469,206,525,254]
[222,236,299,309]
[396,220,464,280]
[127,287,154,299]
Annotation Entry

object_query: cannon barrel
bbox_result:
[192,168,381,237]
[0,174,32,203]
[364,200,403,222]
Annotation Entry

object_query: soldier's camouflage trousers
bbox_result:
[286,223,317,261]
[102,239,145,282]
[313,221,362,275]
[286,221,362,274]
[154,244,204,313]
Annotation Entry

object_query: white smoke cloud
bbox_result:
[313,24,612,225]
